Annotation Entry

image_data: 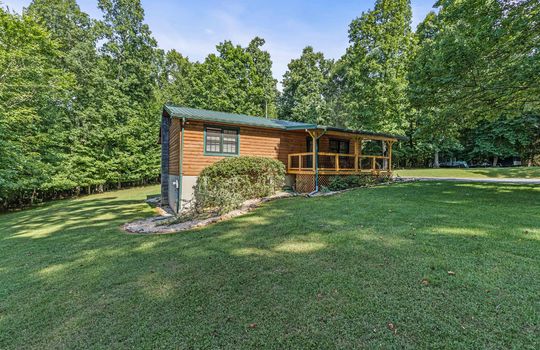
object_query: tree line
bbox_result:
[1,0,538,209]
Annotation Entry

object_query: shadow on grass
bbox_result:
[466,167,540,179]
[0,182,538,348]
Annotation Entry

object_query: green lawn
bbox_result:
[1,183,539,349]
[395,166,540,179]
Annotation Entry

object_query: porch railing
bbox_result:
[287,152,391,174]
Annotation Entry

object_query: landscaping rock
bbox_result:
[123,191,295,234]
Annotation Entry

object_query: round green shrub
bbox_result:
[194,156,285,214]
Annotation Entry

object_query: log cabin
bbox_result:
[160,104,406,213]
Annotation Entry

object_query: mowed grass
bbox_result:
[395,166,540,179]
[1,183,539,349]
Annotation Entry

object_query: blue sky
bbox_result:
[4,0,436,86]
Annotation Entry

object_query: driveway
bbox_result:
[397,176,540,185]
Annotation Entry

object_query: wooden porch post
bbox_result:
[307,129,323,192]
[382,140,388,171]
[388,141,394,174]
[354,137,359,172]
[309,131,316,171]
[358,138,363,171]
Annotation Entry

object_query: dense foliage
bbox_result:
[194,156,285,214]
[0,1,278,209]
[278,46,335,125]
[280,0,539,168]
[1,0,538,209]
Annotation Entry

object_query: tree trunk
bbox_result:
[493,156,498,167]
[433,151,440,168]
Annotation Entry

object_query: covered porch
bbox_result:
[287,129,397,175]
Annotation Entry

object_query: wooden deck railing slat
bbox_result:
[287,152,392,175]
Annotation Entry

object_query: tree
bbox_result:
[463,115,540,166]
[26,0,106,190]
[157,49,194,106]
[412,0,540,122]
[245,37,278,117]
[185,37,278,117]
[97,0,161,185]
[338,0,415,133]
[278,46,334,124]
[407,10,463,167]
[0,8,72,206]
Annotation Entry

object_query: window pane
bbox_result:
[340,141,349,154]
[223,129,237,154]
[329,140,339,153]
[205,128,221,153]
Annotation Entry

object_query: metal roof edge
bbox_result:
[320,126,408,141]
[284,124,318,130]
[187,115,290,129]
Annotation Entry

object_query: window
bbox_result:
[329,139,350,154]
[204,126,239,155]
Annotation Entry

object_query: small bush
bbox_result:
[327,174,390,191]
[193,156,285,214]
[327,176,350,191]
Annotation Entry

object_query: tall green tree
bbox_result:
[26,0,106,190]
[412,0,540,121]
[187,37,278,116]
[0,8,72,206]
[245,37,278,117]
[463,115,540,166]
[278,46,334,124]
[157,49,194,106]
[407,10,463,167]
[338,0,415,133]
[97,0,161,185]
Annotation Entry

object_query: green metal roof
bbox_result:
[163,104,406,140]
[164,104,316,130]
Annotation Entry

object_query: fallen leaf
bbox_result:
[248,323,257,329]
[387,322,397,335]
[421,278,430,286]
[448,271,456,276]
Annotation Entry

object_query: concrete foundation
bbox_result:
[168,175,179,212]
[181,176,198,207]
[170,175,293,213]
